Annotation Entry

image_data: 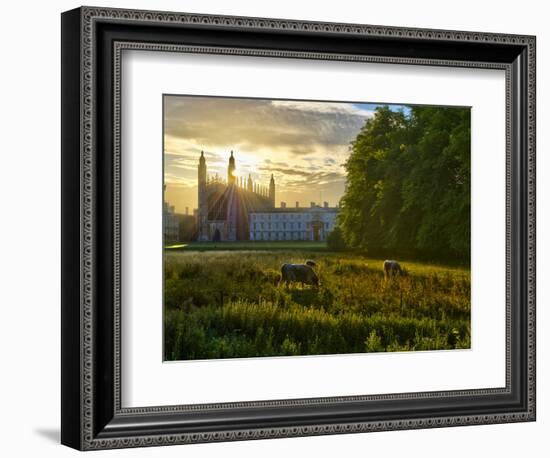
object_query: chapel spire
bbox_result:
[227,150,236,185]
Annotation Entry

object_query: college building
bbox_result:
[249,202,338,242]
[196,151,338,242]
[163,191,180,243]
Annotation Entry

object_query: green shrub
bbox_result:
[365,330,384,352]
[326,226,347,251]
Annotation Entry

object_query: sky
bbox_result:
[164,95,409,214]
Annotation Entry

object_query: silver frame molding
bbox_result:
[61,6,536,450]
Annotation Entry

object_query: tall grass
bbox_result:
[164,250,470,360]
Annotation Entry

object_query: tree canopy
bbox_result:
[338,105,470,263]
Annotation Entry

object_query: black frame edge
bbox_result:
[61,6,536,450]
[61,6,83,451]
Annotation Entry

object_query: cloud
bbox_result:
[163,95,399,211]
[259,166,311,177]
[270,100,374,118]
[164,172,196,188]
[284,171,345,188]
[164,96,370,157]
[264,159,290,167]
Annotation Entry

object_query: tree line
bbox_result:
[332,105,470,264]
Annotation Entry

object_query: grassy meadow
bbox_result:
[164,243,470,361]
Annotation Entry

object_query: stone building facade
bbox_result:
[196,151,339,242]
[249,204,338,242]
[163,187,180,242]
[197,151,275,241]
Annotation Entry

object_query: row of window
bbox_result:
[252,222,333,230]
[250,231,316,241]
[250,213,334,221]
[164,215,179,230]
[253,222,301,230]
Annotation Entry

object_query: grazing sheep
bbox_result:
[278,262,319,288]
[383,260,403,279]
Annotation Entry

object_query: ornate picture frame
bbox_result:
[61,6,536,450]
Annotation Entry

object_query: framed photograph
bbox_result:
[61,6,536,450]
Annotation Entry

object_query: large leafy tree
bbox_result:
[338,105,470,263]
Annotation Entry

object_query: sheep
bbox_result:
[383,260,404,279]
[278,261,319,288]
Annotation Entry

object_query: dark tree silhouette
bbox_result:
[338,105,470,263]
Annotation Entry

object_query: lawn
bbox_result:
[165,241,329,251]
[164,248,471,360]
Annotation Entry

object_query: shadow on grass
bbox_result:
[288,288,320,307]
